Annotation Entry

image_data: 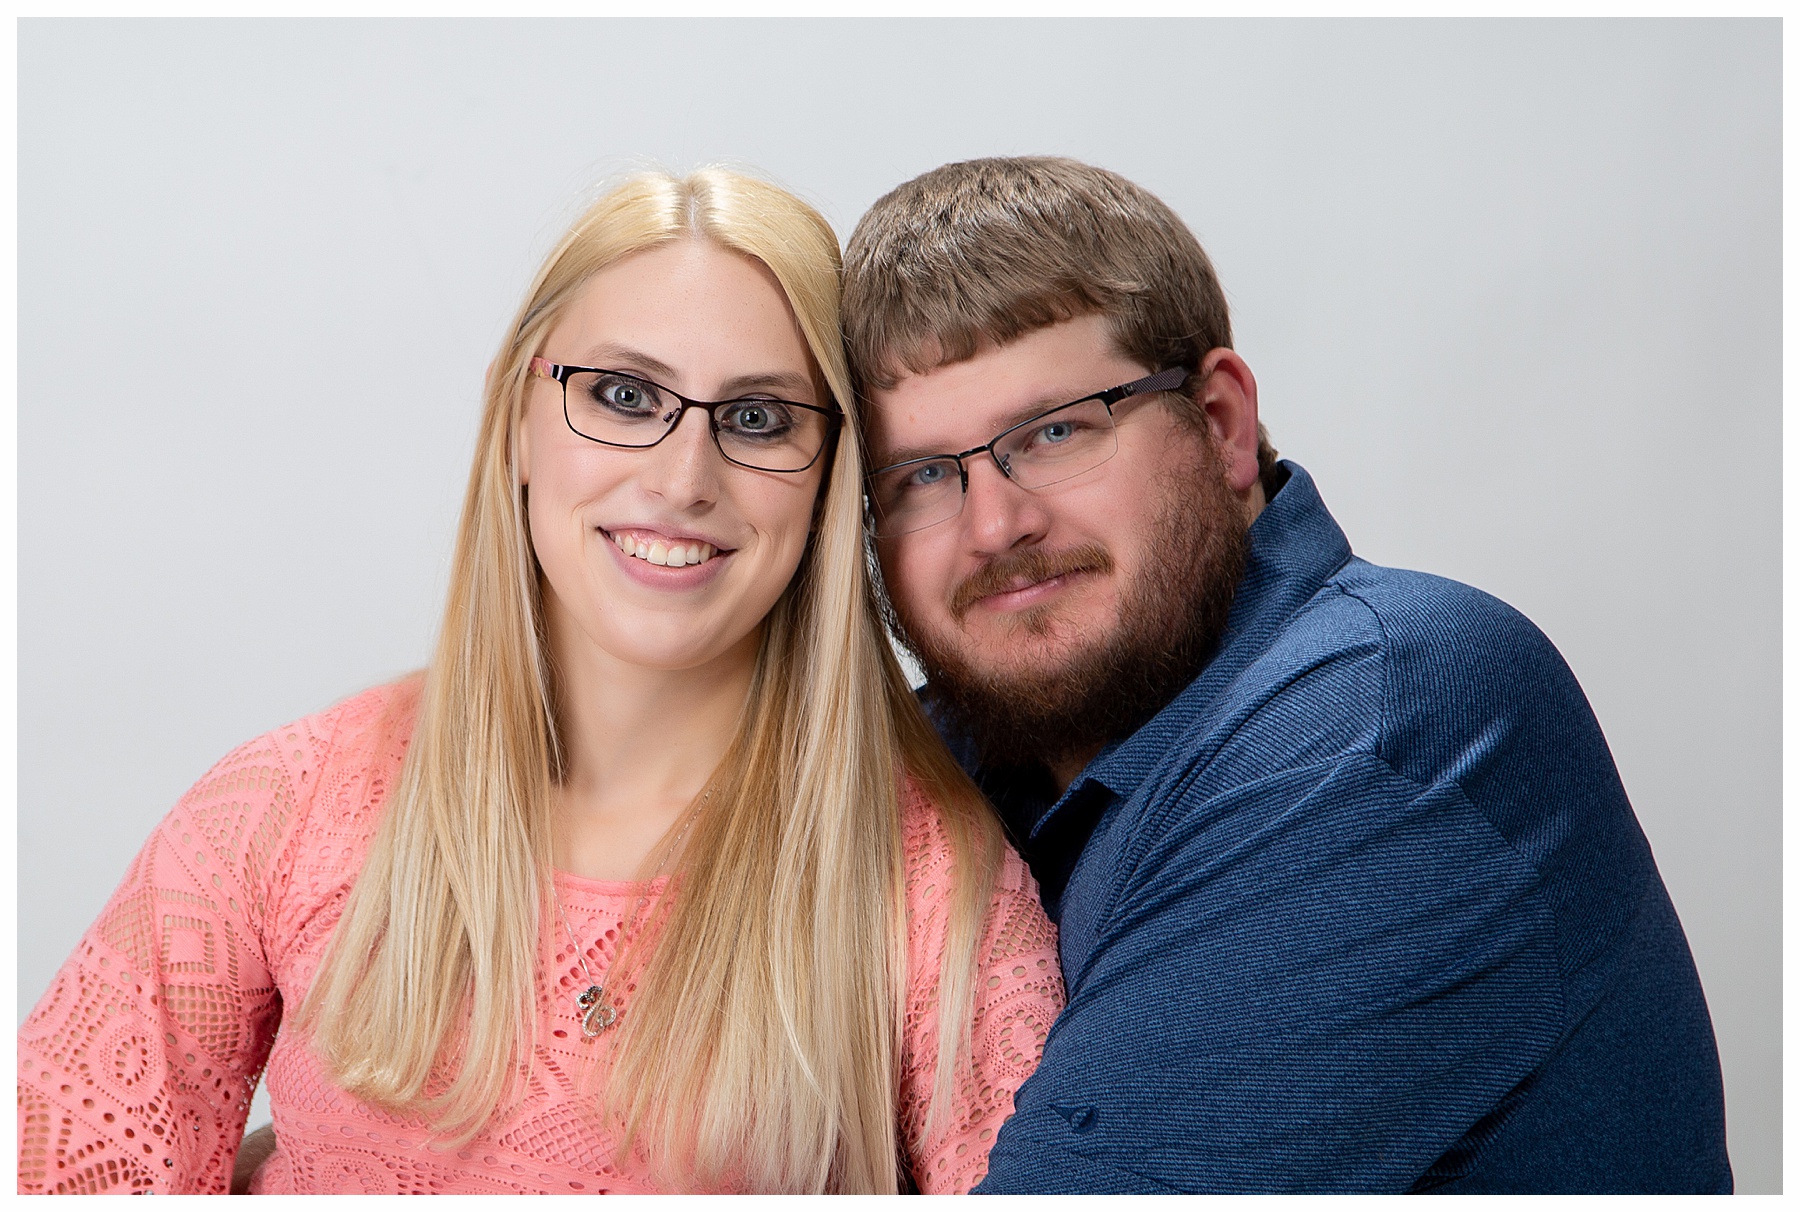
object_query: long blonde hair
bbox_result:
[297,168,1001,1192]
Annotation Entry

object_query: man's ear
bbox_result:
[1195,348,1262,496]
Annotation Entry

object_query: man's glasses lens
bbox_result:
[562,370,832,473]
[991,397,1117,485]
[869,457,966,537]
[868,396,1121,537]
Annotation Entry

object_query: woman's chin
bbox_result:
[588,625,765,679]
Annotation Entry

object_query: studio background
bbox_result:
[18,19,1780,1192]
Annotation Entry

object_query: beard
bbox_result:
[888,434,1251,773]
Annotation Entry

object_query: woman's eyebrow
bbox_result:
[578,343,680,382]
[716,370,818,402]
[574,344,815,403]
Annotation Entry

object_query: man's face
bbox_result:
[868,313,1254,774]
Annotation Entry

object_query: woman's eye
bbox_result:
[591,376,658,413]
[1038,420,1076,443]
[910,463,947,486]
[720,402,793,436]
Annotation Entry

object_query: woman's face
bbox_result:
[520,239,829,677]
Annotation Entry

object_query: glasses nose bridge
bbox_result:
[953,441,1033,523]
[638,393,725,471]
[963,438,1018,487]
[664,390,724,442]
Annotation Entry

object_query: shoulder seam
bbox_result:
[1330,580,1396,769]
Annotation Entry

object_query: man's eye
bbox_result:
[890,461,956,496]
[1037,420,1077,443]
[873,460,955,513]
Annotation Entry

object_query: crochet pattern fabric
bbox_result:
[18,684,1064,1194]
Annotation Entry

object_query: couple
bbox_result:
[19,157,1731,1194]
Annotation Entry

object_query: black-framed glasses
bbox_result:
[865,367,1189,537]
[530,357,842,474]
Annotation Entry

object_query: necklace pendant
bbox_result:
[576,985,616,1036]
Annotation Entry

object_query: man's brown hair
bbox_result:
[843,155,1278,494]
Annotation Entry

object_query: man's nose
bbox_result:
[959,453,1050,553]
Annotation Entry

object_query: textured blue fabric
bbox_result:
[948,461,1730,1194]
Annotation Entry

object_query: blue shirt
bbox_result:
[951,462,1730,1193]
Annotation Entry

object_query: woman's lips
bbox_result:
[604,527,723,568]
[600,527,733,586]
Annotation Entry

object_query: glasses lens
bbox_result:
[713,400,833,473]
[992,397,1118,490]
[868,458,963,537]
[563,371,679,446]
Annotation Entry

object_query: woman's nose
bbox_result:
[642,406,723,506]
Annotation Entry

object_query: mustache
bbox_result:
[949,544,1114,621]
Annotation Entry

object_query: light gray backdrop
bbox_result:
[18,18,1780,1192]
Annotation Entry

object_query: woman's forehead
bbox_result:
[549,241,817,401]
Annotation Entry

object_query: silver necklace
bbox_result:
[554,892,620,1036]
[553,796,703,1038]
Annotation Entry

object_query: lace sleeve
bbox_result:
[17,718,325,1193]
[897,782,1066,1194]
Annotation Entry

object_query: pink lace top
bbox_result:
[18,683,1064,1194]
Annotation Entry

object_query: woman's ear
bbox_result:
[515,382,533,489]
[495,356,533,488]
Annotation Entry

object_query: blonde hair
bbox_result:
[298,168,1001,1192]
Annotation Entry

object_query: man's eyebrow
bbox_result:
[874,391,1092,468]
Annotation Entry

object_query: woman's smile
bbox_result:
[599,524,734,588]
[603,526,728,569]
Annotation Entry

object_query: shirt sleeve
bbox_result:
[896,783,1067,1194]
[975,753,1565,1193]
[17,722,324,1194]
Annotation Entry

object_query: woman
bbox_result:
[18,169,1063,1194]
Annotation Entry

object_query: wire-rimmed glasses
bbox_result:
[530,357,841,474]
[865,367,1189,537]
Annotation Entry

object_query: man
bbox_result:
[842,156,1731,1193]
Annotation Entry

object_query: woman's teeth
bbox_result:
[611,531,717,568]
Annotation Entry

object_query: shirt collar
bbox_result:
[1036,459,1354,836]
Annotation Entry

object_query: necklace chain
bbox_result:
[553,794,704,1038]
